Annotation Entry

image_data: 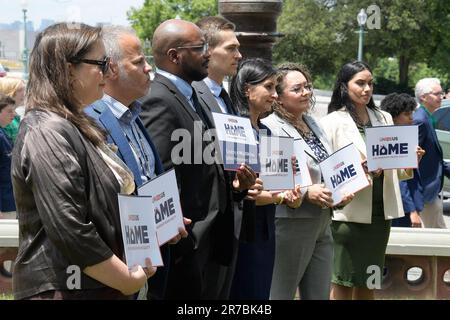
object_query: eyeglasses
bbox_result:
[290,84,313,94]
[428,91,444,97]
[176,42,209,55]
[69,56,111,74]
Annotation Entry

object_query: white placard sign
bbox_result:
[259,135,295,191]
[118,194,163,268]
[293,139,313,187]
[212,112,260,172]
[365,125,418,171]
[319,143,369,205]
[138,169,185,246]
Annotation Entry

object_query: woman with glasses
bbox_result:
[261,63,353,300]
[320,61,415,300]
[11,23,155,300]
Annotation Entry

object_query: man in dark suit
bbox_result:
[192,16,263,299]
[412,77,449,228]
[140,19,256,299]
[85,26,188,299]
[193,16,241,117]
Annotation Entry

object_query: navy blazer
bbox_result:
[400,179,424,214]
[85,100,164,183]
[0,128,15,212]
[412,106,450,203]
[85,99,167,300]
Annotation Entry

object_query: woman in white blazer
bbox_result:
[320,61,413,300]
[261,63,352,300]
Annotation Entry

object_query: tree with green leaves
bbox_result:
[341,0,449,88]
[127,0,218,42]
[273,0,347,80]
[274,0,449,90]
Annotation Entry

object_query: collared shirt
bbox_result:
[420,105,437,129]
[156,68,196,112]
[204,77,229,114]
[102,94,156,183]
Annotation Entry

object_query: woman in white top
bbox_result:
[320,61,414,300]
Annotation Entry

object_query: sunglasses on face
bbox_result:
[69,56,111,74]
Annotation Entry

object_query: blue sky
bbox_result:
[0,0,145,28]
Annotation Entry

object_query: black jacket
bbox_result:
[140,74,232,299]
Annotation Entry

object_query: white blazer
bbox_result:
[320,107,412,223]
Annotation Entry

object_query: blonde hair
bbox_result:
[0,77,25,98]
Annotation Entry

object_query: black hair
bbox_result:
[380,93,417,118]
[328,61,378,123]
[229,58,278,117]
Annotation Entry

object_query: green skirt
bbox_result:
[331,174,391,288]
[331,216,391,287]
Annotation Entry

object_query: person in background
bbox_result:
[262,62,353,300]
[411,78,449,228]
[12,22,155,300]
[0,77,26,142]
[380,93,425,228]
[320,61,415,300]
[0,63,6,77]
[0,93,16,219]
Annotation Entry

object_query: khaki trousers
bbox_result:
[421,196,446,228]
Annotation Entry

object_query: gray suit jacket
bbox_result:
[192,80,222,114]
[261,113,333,219]
[192,80,239,121]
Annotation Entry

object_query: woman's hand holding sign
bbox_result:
[305,184,333,209]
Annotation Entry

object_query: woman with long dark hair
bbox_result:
[229,58,298,299]
[11,23,155,300]
[320,61,414,300]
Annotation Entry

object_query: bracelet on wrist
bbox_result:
[276,192,285,205]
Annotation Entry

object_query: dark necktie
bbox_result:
[191,89,212,129]
[219,87,237,115]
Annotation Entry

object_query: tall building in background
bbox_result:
[0,20,38,61]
